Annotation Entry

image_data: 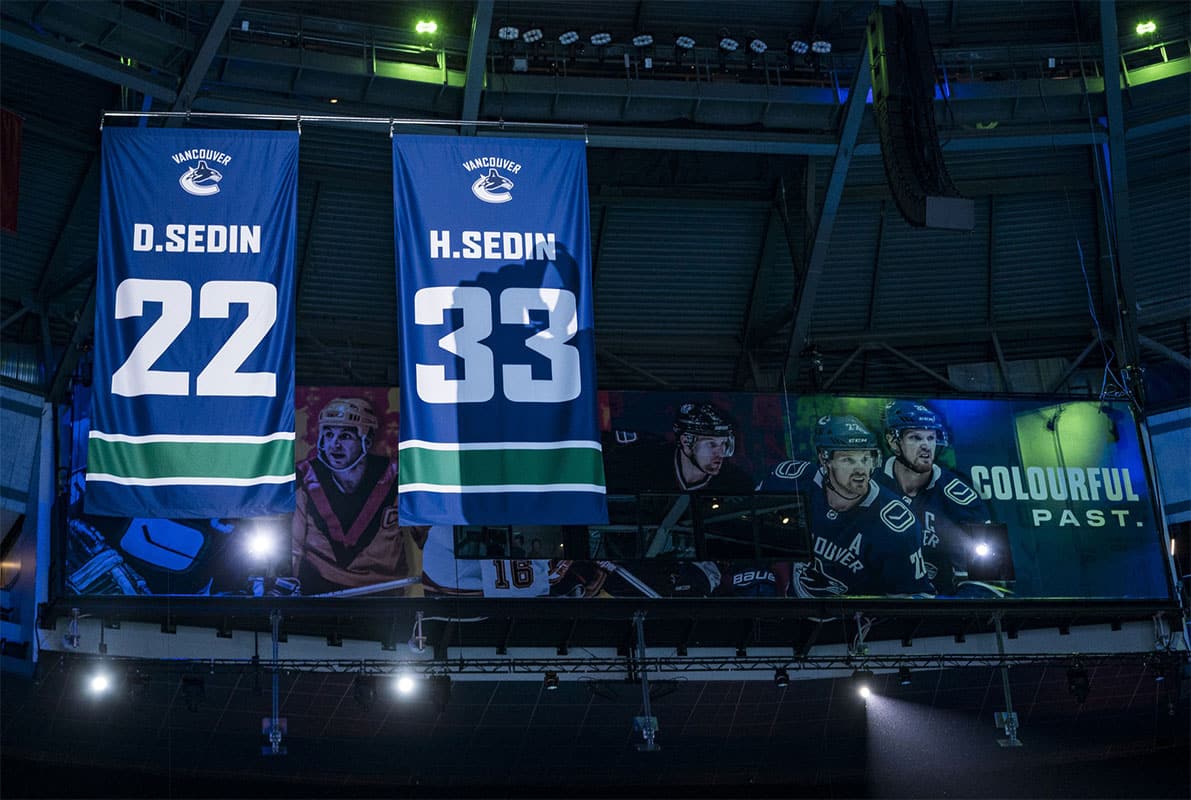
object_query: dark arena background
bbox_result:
[1,1,1188,798]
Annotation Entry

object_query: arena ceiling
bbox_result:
[1,0,1188,399]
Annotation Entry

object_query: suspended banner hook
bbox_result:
[389,118,396,138]
[296,115,302,135]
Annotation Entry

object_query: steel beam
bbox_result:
[167,0,241,120]
[460,0,493,133]
[781,43,872,385]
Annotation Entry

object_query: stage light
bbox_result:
[675,35,695,50]
[590,31,612,46]
[811,39,831,54]
[632,33,654,48]
[898,666,913,686]
[246,530,276,560]
[974,542,991,558]
[522,26,543,44]
[415,20,438,35]
[497,25,519,41]
[1136,21,1157,35]
[774,668,789,689]
[717,28,739,52]
[88,670,112,695]
[328,98,339,104]
[851,669,875,699]
[558,30,579,46]
[1067,666,1090,704]
[789,37,809,55]
[544,671,560,690]
[395,674,415,696]
[747,33,767,54]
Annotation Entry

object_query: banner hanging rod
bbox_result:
[100,111,588,140]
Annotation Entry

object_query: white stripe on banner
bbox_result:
[89,431,295,444]
[400,483,607,495]
[87,473,296,487]
[398,439,601,452]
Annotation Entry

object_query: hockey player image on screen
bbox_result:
[291,398,420,595]
[605,401,755,493]
[758,415,934,598]
[420,525,552,597]
[874,400,994,595]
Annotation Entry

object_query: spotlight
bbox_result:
[246,530,276,560]
[497,25,519,41]
[415,20,438,35]
[674,35,696,50]
[851,669,875,700]
[394,674,415,696]
[632,33,654,48]
[88,671,112,695]
[774,668,789,689]
[558,30,579,46]
[544,671,560,690]
[747,33,767,54]
[717,28,739,52]
[522,26,543,44]
[811,38,831,54]
[789,37,809,55]
[181,675,205,712]
[590,31,612,46]
[1067,666,1090,704]
[974,542,991,558]
[898,666,913,686]
[1136,20,1157,35]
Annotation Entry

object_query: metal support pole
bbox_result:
[993,613,1023,747]
[632,611,660,751]
[264,609,286,756]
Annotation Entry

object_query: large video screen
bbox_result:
[63,387,1172,601]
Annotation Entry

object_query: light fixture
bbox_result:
[717,28,739,52]
[898,666,913,686]
[415,20,438,35]
[675,35,696,50]
[851,669,875,699]
[811,38,831,54]
[774,668,789,689]
[522,26,543,44]
[590,31,612,46]
[1136,20,1157,35]
[558,30,579,46]
[781,516,790,524]
[632,33,654,48]
[181,675,205,712]
[88,670,112,695]
[974,542,991,558]
[747,32,767,54]
[395,674,416,696]
[544,671,560,690]
[497,25,519,41]
[789,37,809,55]
[246,530,276,560]
[328,98,339,104]
[1067,665,1090,704]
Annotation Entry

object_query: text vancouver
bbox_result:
[429,230,556,261]
[131,223,261,254]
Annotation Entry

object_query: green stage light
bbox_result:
[1136,21,1156,35]
[416,20,438,35]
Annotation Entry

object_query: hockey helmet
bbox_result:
[674,402,735,456]
[813,415,879,456]
[882,400,949,447]
[318,397,378,439]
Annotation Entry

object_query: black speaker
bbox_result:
[868,2,973,230]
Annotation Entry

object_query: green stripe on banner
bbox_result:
[400,446,604,488]
[88,438,294,480]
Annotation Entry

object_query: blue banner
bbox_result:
[392,136,606,525]
[86,128,298,517]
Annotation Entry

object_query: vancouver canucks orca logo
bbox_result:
[179,160,223,196]
[471,168,514,204]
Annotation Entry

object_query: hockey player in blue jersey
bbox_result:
[758,415,934,598]
[873,400,994,595]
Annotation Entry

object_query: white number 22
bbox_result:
[110,278,277,398]
[414,286,580,404]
